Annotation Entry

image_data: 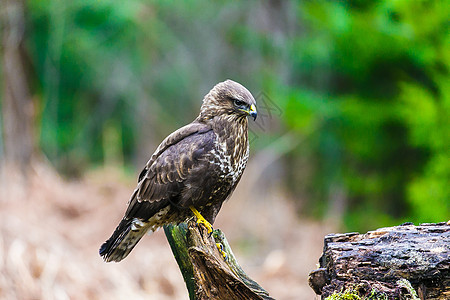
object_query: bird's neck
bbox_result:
[210,114,247,137]
[208,115,249,162]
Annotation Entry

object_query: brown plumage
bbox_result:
[100,80,257,262]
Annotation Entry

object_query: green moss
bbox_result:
[367,289,387,300]
[396,279,419,300]
[325,289,361,300]
[325,287,389,300]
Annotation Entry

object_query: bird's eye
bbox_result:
[233,99,245,107]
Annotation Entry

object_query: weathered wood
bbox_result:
[163,223,196,299]
[164,221,274,300]
[309,222,450,299]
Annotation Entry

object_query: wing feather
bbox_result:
[127,122,213,215]
[100,122,215,262]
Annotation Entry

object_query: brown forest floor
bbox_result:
[0,163,332,300]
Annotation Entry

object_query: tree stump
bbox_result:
[309,222,450,299]
[164,221,274,300]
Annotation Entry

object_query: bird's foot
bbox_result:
[189,206,213,235]
[216,242,228,260]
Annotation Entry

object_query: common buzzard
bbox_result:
[100,80,257,262]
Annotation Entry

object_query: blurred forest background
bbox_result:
[0,0,448,299]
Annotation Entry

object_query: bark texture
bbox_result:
[309,222,450,299]
[164,221,274,300]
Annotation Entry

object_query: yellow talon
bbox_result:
[190,206,213,234]
[216,242,228,260]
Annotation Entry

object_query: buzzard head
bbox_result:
[198,80,257,122]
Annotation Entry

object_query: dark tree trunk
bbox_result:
[309,222,450,299]
[164,221,274,300]
[1,0,35,176]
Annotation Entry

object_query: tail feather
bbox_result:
[99,218,150,262]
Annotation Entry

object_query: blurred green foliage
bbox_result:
[283,1,449,229]
[1,0,448,230]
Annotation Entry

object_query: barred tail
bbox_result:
[99,218,150,262]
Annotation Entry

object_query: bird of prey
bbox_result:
[100,80,257,262]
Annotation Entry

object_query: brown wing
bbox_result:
[124,122,214,219]
[100,122,215,262]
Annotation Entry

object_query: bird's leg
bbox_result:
[189,206,227,260]
[189,206,213,234]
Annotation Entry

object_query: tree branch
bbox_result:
[164,221,274,300]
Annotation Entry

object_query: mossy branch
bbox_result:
[164,221,274,300]
[309,222,450,299]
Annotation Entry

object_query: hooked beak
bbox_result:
[248,104,257,121]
